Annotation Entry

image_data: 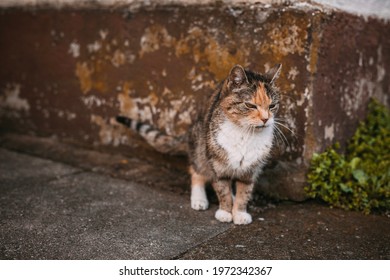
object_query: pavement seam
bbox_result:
[45,170,88,184]
[170,226,234,260]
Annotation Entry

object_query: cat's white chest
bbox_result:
[216,120,273,170]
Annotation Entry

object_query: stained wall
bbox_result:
[0,1,389,200]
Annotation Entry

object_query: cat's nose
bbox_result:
[262,118,269,124]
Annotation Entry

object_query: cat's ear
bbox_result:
[228,65,248,88]
[264,64,282,84]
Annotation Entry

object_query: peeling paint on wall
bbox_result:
[288,66,299,80]
[176,26,249,80]
[72,31,136,95]
[91,114,128,146]
[139,25,174,58]
[261,19,306,59]
[69,41,80,58]
[87,41,101,53]
[81,95,106,108]
[341,45,387,118]
[187,67,215,92]
[111,49,126,67]
[0,83,30,113]
[57,110,77,120]
[324,123,334,141]
[99,29,109,40]
[85,22,252,138]
[117,81,135,116]
[139,24,249,80]
[75,62,93,94]
[63,14,308,148]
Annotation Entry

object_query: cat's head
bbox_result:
[221,64,282,130]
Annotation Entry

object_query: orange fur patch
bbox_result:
[249,83,272,122]
[190,166,206,186]
[251,82,271,107]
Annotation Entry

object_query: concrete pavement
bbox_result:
[0,135,389,259]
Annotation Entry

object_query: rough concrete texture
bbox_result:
[0,133,189,193]
[180,202,390,260]
[0,140,389,260]
[0,1,389,201]
[313,0,390,19]
[3,0,389,20]
[0,148,230,259]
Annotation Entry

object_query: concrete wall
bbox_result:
[0,1,389,200]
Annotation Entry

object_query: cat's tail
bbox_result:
[116,116,187,155]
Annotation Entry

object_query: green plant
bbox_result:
[305,99,390,214]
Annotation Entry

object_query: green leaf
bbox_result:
[352,169,368,184]
[349,157,361,170]
[339,183,353,193]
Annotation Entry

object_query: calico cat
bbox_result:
[117,64,281,225]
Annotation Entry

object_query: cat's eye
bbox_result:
[269,103,277,110]
[244,102,257,109]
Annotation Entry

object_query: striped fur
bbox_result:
[116,116,186,155]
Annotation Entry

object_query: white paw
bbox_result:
[191,199,209,210]
[191,185,209,211]
[233,211,252,225]
[215,209,233,223]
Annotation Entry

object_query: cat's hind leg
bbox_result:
[232,181,254,225]
[190,167,209,211]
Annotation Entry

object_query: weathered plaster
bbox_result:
[288,66,299,81]
[139,25,174,58]
[261,20,306,60]
[75,62,93,94]
[0,83,30,114]
[91,114,128,146]
[81,95,107,108]
[324,123,334,141]
[139,24,250,81]
[68,41,80,58]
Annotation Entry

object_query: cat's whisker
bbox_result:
[273,118,295,133]
[273,117,292,126]
[272,127,285,147]
[273,126,285,145]
[273,124,290,148]
[273,117,289,123]
[274,121,296,138]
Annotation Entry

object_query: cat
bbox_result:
[116,64,282,225]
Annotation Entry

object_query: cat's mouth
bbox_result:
[254,125,267,129]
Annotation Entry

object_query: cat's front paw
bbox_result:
[233,211,252,225]
[191,199,209,211]
[215,209,233,223]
